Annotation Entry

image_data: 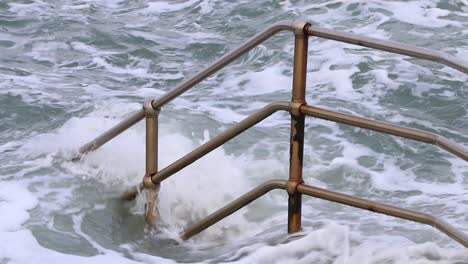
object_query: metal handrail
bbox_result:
[78,21,296,154]
[77,20,468,247]
[307,25,468,74]
[79,21,468,154]
[296,183,468,247]
[122,102,468,201]
[180,180,288,240]
[179,180,468,247]
[300,105,468,161]
[151,101,290,184]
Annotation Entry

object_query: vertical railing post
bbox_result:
[143,100,161,225]
[287,21,310,233]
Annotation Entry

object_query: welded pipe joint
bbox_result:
[143,174,159,189]
[143,99,160,118]
[289,101,305,116]
[292,20,311,36]
[286,180,302,196]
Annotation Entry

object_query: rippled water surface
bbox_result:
[0,0,467,263]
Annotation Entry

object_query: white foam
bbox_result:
[198,1,214,15]
[19,102,260,242]
[8,1,52,16]
[317,129,467,196]
[347,239,468,263]
[3,0,467,262]
[142,0,200,14]
[89,57,184,80]
[223,224,468,263]
[27,41,70,63]
[0,182,38,231]
[378,1,462,28]
[226,224,350,264]
[0,180,138,263]
[70,42,117,56]
[0,229,173,264]
[225,64,291,97]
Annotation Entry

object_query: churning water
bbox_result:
[0,0,467,263]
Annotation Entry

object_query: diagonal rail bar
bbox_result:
[307,26,468,74]
[181,180,288,240]
[78,21,295,154]
[149,22,295,110]
[122,101,290,200]
[76,19,468,247]
[79,109,146,154]
[300,105,468,161]
[151,101,291,184]
[297,183,468,247]
[79,21,468,155]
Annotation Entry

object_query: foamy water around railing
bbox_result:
[74,17,468,247]
[1,1,468,263]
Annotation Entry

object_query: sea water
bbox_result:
[0,0,467,263]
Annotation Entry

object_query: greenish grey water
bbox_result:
[0,0,467,263]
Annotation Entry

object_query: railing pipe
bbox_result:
[78,21,295,154]
[151,21,294,110]
[181,180,287,240]
[287,21,310,234]
[300,105,468,161]
[79,22,468,155]
[307,25,468,74]
[143,100,161,225]
[79,110,145,154]
[297,183,468,247]
[77,20,468,246]
[122,101,289,201]
[151,101,290,184]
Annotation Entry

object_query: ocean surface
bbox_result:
[0,0,467,263]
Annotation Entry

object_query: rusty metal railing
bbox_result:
[79,20,468,247]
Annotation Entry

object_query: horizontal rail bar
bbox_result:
[79,110,145,154]
[78,21,295,154]
[151,101,290,184]
[297,183,468,247]
[307,26,468,74]
[181,180,287,240]
[300,105,468,161]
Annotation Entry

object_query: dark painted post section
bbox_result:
[287,21,310,233]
